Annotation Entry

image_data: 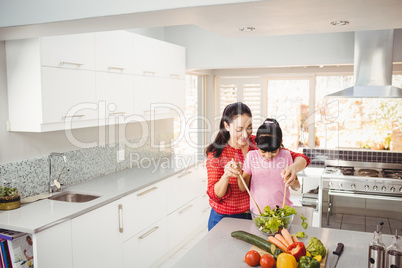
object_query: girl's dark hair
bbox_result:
[255,118,283,152]
[205,102,252,158]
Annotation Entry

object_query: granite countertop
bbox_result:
[0,154,203,234]
[174,217,394,268]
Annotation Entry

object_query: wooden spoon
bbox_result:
[238,172,262,215]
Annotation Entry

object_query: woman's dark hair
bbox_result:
[205,102,252,158]
[255,118,283,152]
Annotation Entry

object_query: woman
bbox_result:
[205,102,310,230]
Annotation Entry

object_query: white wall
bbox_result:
[165,25,402,70]
[0,41,173,164]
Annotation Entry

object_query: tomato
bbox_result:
[260,254,275,268]
[245,250,261,266]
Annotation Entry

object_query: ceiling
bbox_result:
[1,0,402,40]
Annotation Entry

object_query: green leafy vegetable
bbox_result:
[305,237,327,258]
[253,205,296,234]
[301,214,308,229]
[0,187,19,197]
[296,231,308,238]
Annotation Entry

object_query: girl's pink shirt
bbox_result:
[242,149,294,213]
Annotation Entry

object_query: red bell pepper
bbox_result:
[287,242,307,261]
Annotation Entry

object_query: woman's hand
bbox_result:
[281,165,298,186]
[223,160,242,179]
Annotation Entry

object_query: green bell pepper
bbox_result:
[298,256,320,268]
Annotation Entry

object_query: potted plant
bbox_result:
[0,186,20,210]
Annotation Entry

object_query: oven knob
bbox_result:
[390,187,396,192]
[364,185,369,190]
[373,185,378,191]
[400,187,402,193]
[328,182,333,187]
[382,186,387,192]
[351,184,356,190]
[338,182,343,188]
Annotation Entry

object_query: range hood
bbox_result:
[327,29,402,98]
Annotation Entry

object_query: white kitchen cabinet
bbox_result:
[167,168,200,214]
[41,33,95,70]
[123,217,168,268]
[34,220,73,268]
[95,31,135,74]
[119,180,168,242]
[71,200,123,268]
[96,72,134,119]
[133,34,185,79]
[42,67,97,123]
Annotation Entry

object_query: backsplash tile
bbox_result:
[0,133,173,198]
[303,148,402,167]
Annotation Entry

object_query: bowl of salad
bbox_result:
[251,205,296,235]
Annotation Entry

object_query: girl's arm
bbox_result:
[289,176,301,191]
[281,149,310,182]
[237,172,251,192]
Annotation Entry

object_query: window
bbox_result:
[217,78,264,133]
[267,79,310,151]
[174,74,205,156]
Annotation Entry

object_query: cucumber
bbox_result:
[231,230,283,258]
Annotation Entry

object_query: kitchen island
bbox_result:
[174,217,395,267]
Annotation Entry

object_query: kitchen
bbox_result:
[0,1,402,267]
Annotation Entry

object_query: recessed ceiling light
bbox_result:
[239,27,256,32]
[330,20,350,26]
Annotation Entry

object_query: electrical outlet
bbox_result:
[117,149,125,162]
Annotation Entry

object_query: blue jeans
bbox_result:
[208,208,251,231]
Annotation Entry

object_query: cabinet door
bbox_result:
[34,220,72,268]
[71,200,123,268]
[96,72,134,119]
[133,34,160,76]
[160,43,185,79]
[120,180,168,242]
[167,168,199,214]
[41,67,97,123]
[123,217,168,268]
[163,77,186,113]
[41,33,95,70]
[95,31,135,74]
[134,75,170,115]
[167,198,200,250]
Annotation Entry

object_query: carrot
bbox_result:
[292,235,299,243]
[268,236,288,252]
[281,228,294,246]
[275,234,289,247]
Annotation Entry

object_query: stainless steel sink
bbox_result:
[48,191,100,203]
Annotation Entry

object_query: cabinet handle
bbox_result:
[143,71,155,76]
[108,66,126,71]
[138,226,159,239]
[109,112,126,115]
[137,186,158,197]
[118,204,123,233]
[62,114,85,119]
[170,74,180,79]
[177,171,192,178]
[60,61,83,67]
[178,204,193,214]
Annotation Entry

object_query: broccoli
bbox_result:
[306,237,326,258]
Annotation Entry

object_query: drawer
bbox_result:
[123,217,168,268]
[167,168,199,214]
[120,180,168,241]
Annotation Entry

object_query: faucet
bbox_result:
[48,152,67,194]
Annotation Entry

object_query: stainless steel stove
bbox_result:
[322,160,402,225]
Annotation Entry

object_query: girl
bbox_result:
[240,118,300,213]
[205,103,309,230]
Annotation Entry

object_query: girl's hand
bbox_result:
[281,165,297,186]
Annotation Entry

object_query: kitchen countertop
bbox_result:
[0,154,203,234]
[174,217,395,268]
